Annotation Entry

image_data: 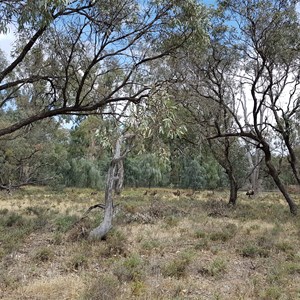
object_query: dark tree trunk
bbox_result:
[228,173,238,206]
[148,177,152,189]
[286,141,300,186]
[263,143,297,215]
[272,112,300,186]
[229,185,238,206]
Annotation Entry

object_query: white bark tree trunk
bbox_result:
[89,133,134,240]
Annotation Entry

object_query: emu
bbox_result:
[173,190,180,196]
[186,190,195,197]
[149,190,157,196]
[246,189,254,198]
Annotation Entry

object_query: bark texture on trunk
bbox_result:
[89,134,134,240]
[286,142,300,186]
[263,144,297,215]
[115,160,124,195]
[228,173,238,206]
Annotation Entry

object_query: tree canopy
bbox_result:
[1,0,300,214]
[0,0,207,136]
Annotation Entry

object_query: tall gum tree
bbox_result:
[218,0,300,214]
[174,0,300,214]
[177,90,251,205]
[84,89,191,239]
[0,0,206,137]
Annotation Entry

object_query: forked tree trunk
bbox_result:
[89,134,134,240]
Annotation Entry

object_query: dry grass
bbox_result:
[0,187,300,299]
[3,275,85,300]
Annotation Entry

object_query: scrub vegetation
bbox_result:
[0,186,300,299]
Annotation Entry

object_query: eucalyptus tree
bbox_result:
[0,0,205,137]
[183,0,300,214]
[206,126,250,205]
[63,116,113,189]
[221,0,300,188]
[87,88,193,239]
[177,88,250,205]
[89,132,135,240]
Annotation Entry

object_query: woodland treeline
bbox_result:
[1,0,300,215]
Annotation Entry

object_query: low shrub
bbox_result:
[54,214,79,232]
[34,247,54,262]
[68,253,88,270]
[240,244,269,258]
[162,251,193,279]
[208,258,227,277]
[113,254,144,282]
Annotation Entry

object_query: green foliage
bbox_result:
[178,153,226,190]
[58,116,113,189]
[66,158,105,189]
[68,116,108,159]
[181,158,206,189]
[0,0,209,143]
[125,153,170,188]
[0,118,69,188]
[203,158,225,189]
[0,1,69,33]
[157,0,209,53]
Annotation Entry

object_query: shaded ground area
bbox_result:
[0,187,300,299]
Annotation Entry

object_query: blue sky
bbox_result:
[203,0,217,6]
[0,1,217,60]
[0,24,15,59]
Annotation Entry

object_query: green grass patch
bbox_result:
[162,251,194,279]
[54,214,79,232]
[113,253,144,282]
[240,244,270,258]
[33,247,55,262]
[208,257,227,277]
